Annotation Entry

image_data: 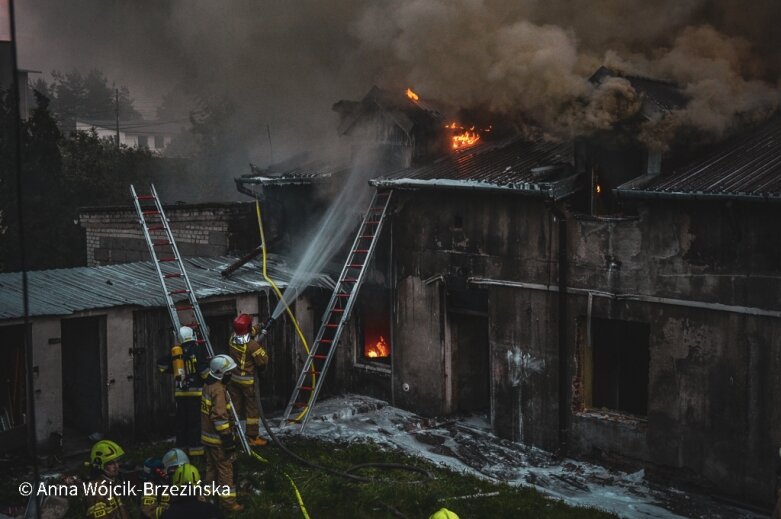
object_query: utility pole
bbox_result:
[115,88,120,149]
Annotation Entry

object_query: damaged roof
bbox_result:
[616,115,781,202]
[590,66,688,115]
[333,85,443,137]
[239,158,348,187]
[370,137,578,200]
[0,255,334,320]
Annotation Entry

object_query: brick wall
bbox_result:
[79,203,256,266]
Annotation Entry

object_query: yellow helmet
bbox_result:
[172,463,201,486]
[429,508,460,519]
[90,440,124,470]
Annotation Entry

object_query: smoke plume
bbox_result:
[15,0,781,165]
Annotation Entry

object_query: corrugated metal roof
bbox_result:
[0,256,334,320]
[238,158,348,187]
[616,115,781,201]
[370,137,577,199]
[589,67,688,114]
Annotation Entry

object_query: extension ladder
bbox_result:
[281,189,393,430]
[130,183,251,452]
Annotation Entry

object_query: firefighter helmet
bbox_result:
[429,509,460,519]
[179,326,196,343]
[162,448,190,473]
[233,314,253,335]
[90,439,124,470]
[172,463,201,486]
[209,354,237,380]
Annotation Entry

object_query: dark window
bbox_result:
[154,135,165,149]
[590,318,650,416]
[137,135,148,148]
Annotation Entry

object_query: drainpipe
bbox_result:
[551,205,569,454]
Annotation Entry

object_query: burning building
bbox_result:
[235,83,781,508]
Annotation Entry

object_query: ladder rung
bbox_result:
[366,220,381,224]
[299,386,313,391]
[336,293,350,298]
[313,355,327,360]
[163,273,182,278]
[142,210,161,216]
[159,257,178,262]
[341,277,358,282]
[319,339,333,343]
[187,322,200,328]
[148,225,165,231]
[136,194,155,200]
[287,418,302,423]
[196,339,206,344]
[331,309,344,313]
[307,370,321,375]
[175,305,193,312]
[353,249,369,253]
[153,240,170,246]
[168,289,189,295]
[325,324,338,328]
[294,402,308,408]
[358,235,375,239]
[347,264,363,267]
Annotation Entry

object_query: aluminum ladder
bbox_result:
[130,183,252,452]
[281,189,393,430]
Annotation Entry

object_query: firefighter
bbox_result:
[227,314,269,447]
[85,440,130,519]
[139,457,169,519]
[161,448,190,475]
[160,463,223,519]
[158,326,210,460]
[201,354,243,513]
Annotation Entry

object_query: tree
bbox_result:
[31,69,141,129]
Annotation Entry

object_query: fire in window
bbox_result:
[358,288,390,364]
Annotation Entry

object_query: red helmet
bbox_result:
[233,314,253,335]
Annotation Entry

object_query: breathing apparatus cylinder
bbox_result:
[171,344,185,380]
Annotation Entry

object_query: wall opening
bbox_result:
[62,316,107,437]
[448,286,490,414]
[0,324,27,449]
[585,317,650,416]
[356,287,391,368]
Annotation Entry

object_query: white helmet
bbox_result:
[209,354,237,380]
[162,448,190,473]
[179,326,196,343]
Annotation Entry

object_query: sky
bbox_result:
[12,0,781,165]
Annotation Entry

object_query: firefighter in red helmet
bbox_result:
[227,313,269,447]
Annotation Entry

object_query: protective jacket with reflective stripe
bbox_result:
[200,377,233,446]
[227,334,268,386]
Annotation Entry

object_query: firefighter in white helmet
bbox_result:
[201,354,243,512]
[158,326,210,460]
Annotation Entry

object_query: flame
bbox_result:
[452,131,481,149]
[596,184,602,194]
[405,88,419,102]
[365,336,390,358]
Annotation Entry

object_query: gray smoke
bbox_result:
[16,0,781,159]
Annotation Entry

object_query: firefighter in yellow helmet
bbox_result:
[429,508,460,519]
[201,354,243,513]
[160,463,223,519]
[227,314,269,447]
[85,440,130,519]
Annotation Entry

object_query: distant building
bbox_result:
[0,41,41,119]
[75,118,182,153]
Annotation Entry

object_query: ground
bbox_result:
[0,395,767,518]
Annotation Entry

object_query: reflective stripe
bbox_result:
[246,418,259,425]
[142,497,157,506]
[174,390,202,397]
[188,447,204,456]
[232,374,254,385]
[201,432,222,445]
[215,421,230,432]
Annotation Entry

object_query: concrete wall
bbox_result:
[386,188,781,505]
[31,317,63,446]
[106,309,134,430]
